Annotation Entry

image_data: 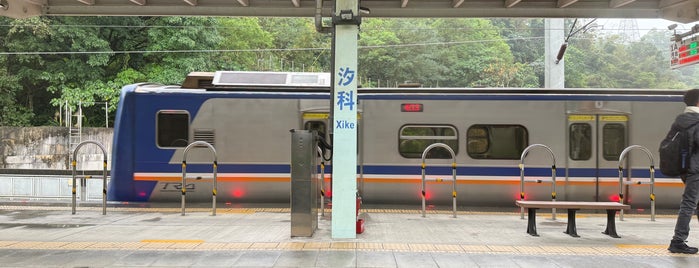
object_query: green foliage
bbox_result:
[142,17,223,84]
[0,17,696,127]
[359,18,534,87]
[0,55,33,126]
[564,21,687,89]
[259,18,330,72]
[216,17,274,70]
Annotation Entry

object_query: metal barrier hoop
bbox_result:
[71,140,109,215]
[181,141,218,216]
[519,144,557,220]
[617,145,656,221]
[420,143,457,218]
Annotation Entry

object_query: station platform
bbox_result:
[0,202,698,267]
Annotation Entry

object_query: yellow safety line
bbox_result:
[616,244,666,249]
[0,240,693,256]
[0,205,679,218]
[140,239,204,243]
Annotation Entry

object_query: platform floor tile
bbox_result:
[233,250,282,267]
[355,251,397,268]
[315,250,356,267]
[190,251,244,267]
[275,250,320,267]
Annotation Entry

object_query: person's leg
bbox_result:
[670,175,699,253]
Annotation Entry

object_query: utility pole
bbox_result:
[545,19,565,88]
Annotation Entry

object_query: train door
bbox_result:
[302,111,363,197]
[567,114,628,201]
[302,112,335,161]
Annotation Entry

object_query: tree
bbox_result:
[565,24,687,89]
[432,18,533,87]
[358,19,407,87]
[0,54,32,126]
[489,18,545,87]
[215,17,274,71]
[141,17,223,85]
[259,18,331,72]
[2,16,698,127]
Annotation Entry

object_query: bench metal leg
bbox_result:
[564,209,580,237]
[526,208,539,236]
[603,209,621,238]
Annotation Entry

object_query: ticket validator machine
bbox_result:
[290,130,319,237]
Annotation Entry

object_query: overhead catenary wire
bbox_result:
[0,36,545,55]
[555,18,597,64]
[0,23,674,32]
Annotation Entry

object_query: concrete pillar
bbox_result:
[331,0,360,239]
[545,19,565,89]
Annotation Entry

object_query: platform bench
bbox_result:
[515,200,630,238]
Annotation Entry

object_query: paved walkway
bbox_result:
[0,203,697,267]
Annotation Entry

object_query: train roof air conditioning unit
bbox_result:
[212,71,330,87]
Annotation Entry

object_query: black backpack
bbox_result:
[659,121,699,177]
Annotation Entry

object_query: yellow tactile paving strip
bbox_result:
[0,205,677,218]
[0,240,694,256]
[0,205,686,257]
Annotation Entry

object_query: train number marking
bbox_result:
[161,183,196,192]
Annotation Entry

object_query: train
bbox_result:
[107,71,688,209]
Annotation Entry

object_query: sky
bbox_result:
[596,18,690,37]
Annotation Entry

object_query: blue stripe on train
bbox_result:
[130,163,656,179]
[116,90,683,102]
[110,163,671,202]
[147,91,682,102]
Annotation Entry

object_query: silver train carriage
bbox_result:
[107,71,687,209]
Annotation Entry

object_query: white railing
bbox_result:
[0,174,109,201]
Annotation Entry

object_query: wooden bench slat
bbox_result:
[515,200,630,210]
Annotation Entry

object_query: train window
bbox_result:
[467,125,528,160]
[569,123,592,161]
[603,123,626,161]
[399,125,458,159]
[157,111,189,148]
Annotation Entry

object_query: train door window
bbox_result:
[304,121,326,138]
[157,111,189,148]
[569,123,592,160]
[467,125,528,159]
[602,123,626,161]
[399,125,458,159]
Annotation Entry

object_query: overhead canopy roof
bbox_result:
[2,0,699,23]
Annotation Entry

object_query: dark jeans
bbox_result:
[673,173,699,242]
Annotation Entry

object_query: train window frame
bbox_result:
[569,123,592,161]
[156,110,190,149]
[398,124,458,159]
[304,120,327,138]
[467,124,528,160]
[602,123,626,161]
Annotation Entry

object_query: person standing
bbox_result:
[669,88,699,254]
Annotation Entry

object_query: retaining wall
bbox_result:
[0,127,113,170]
